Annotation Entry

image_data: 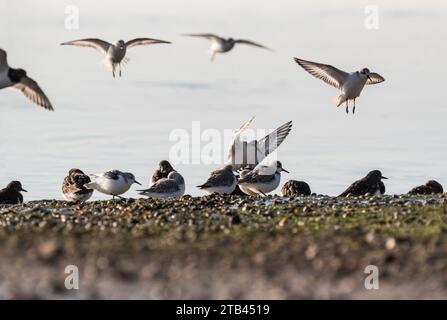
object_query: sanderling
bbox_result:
[183,33,271,61]
[62,169,94,202]
[281,180,312,197]
[294,57,385,114]
[0,181,27,204]
[226,117,292,171]
[151,160,175,185]
[197,165,237,195]
[61,37,171,77]
[138,171,185,199]
[238,161,289,196]
[0,48,53,110]
[339,170,388,197]
[85,170,141,199]
[408,180,443,195]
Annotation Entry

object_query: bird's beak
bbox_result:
[21,188,28,192]
[282,168,290,173]
[134,181,142,185]
[381,176,388,180]
[367,75,372,81]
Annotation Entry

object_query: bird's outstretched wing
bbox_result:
[234,39,271,50]
[256,121,293,160]
[60,38,111,55]
[366,72,385,85]
[183,33,222,41]
[125,38,171,48]
[0,48,8,71]
[294,57,349,89]
[13,76,53,111]
[226,116,256,165]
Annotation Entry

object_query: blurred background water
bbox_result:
[0,0,446,200]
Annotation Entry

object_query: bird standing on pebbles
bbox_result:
[84,170,141,199]
[0,181,27,204]
[339,170,388,197]
[293,57,385,114]
[62,169,94,202]
[197,165,237,195]
[1,48,53,110]
[139,171,185,199]
[151,160,175,184]
[183,33,271,62]
[281,180,312,197]
[408,180,443,195]
[61,37,171,77]
[238,161,289,196]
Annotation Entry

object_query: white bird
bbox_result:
[183,33,271,62]
[84,170,141,199]
[197,165,237,195]
[225,117,292,171]
[294,57,385,114]
[138,171,185,199]
[61,37,171,77]
[238,161,289,196]
[0,48,53,110]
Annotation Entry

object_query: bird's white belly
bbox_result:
[204,180,237,194]
[239,184,258,195]
[212,41,233,53]
[241,174,281,195]
[96,177,130,195]
[342,76,367,99]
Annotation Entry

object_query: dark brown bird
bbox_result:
[0,181,27,204]
[408,180,443,195]
[62,169,93,202]
[281,180,311,197]
[151,160,175,184]
[339,170,388,197]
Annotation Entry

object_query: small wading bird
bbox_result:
[197,165,237,195]
[183,33,271,61]
[407,180,443,195]
[339,170,388,197]
[139,171,185,199]
[0,181,27,204]
[0,48,53,110]
[84,170,141,199]
[60,37,171,77]
[238,161,289,196]
[226,117,293,171]
[61,169,94,202]
[151,160,175,185]
[294,57,385,114]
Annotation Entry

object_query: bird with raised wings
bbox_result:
[225,117,293,171]
[0,48,53,111]
[294,57,385,114]
[61,37,171,77]
[183,33,271,61]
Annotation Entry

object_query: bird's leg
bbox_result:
[119,63,122,77]
[210,51,216,62]
[345,100,349,114]
[353,99,356,114]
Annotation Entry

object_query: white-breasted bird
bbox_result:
[0,48,53,111]
[197,165,237,195]
[225,117,292,171]
[294,57,385,114]
[84,170,141,199]
[183,33,271,62]
[238,161,289,196]
[138,171,185,199]
[61,37,171,77]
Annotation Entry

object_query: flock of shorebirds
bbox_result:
[0,33,443,205]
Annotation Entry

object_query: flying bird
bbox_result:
[294,57,385,114]
[183,33,271,61]
[61,37,171,77]
[225,117,292,171]
[0,48,53,111]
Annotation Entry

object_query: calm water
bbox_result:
[1,0,446,200]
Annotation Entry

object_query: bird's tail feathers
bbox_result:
[335,94,347,107]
